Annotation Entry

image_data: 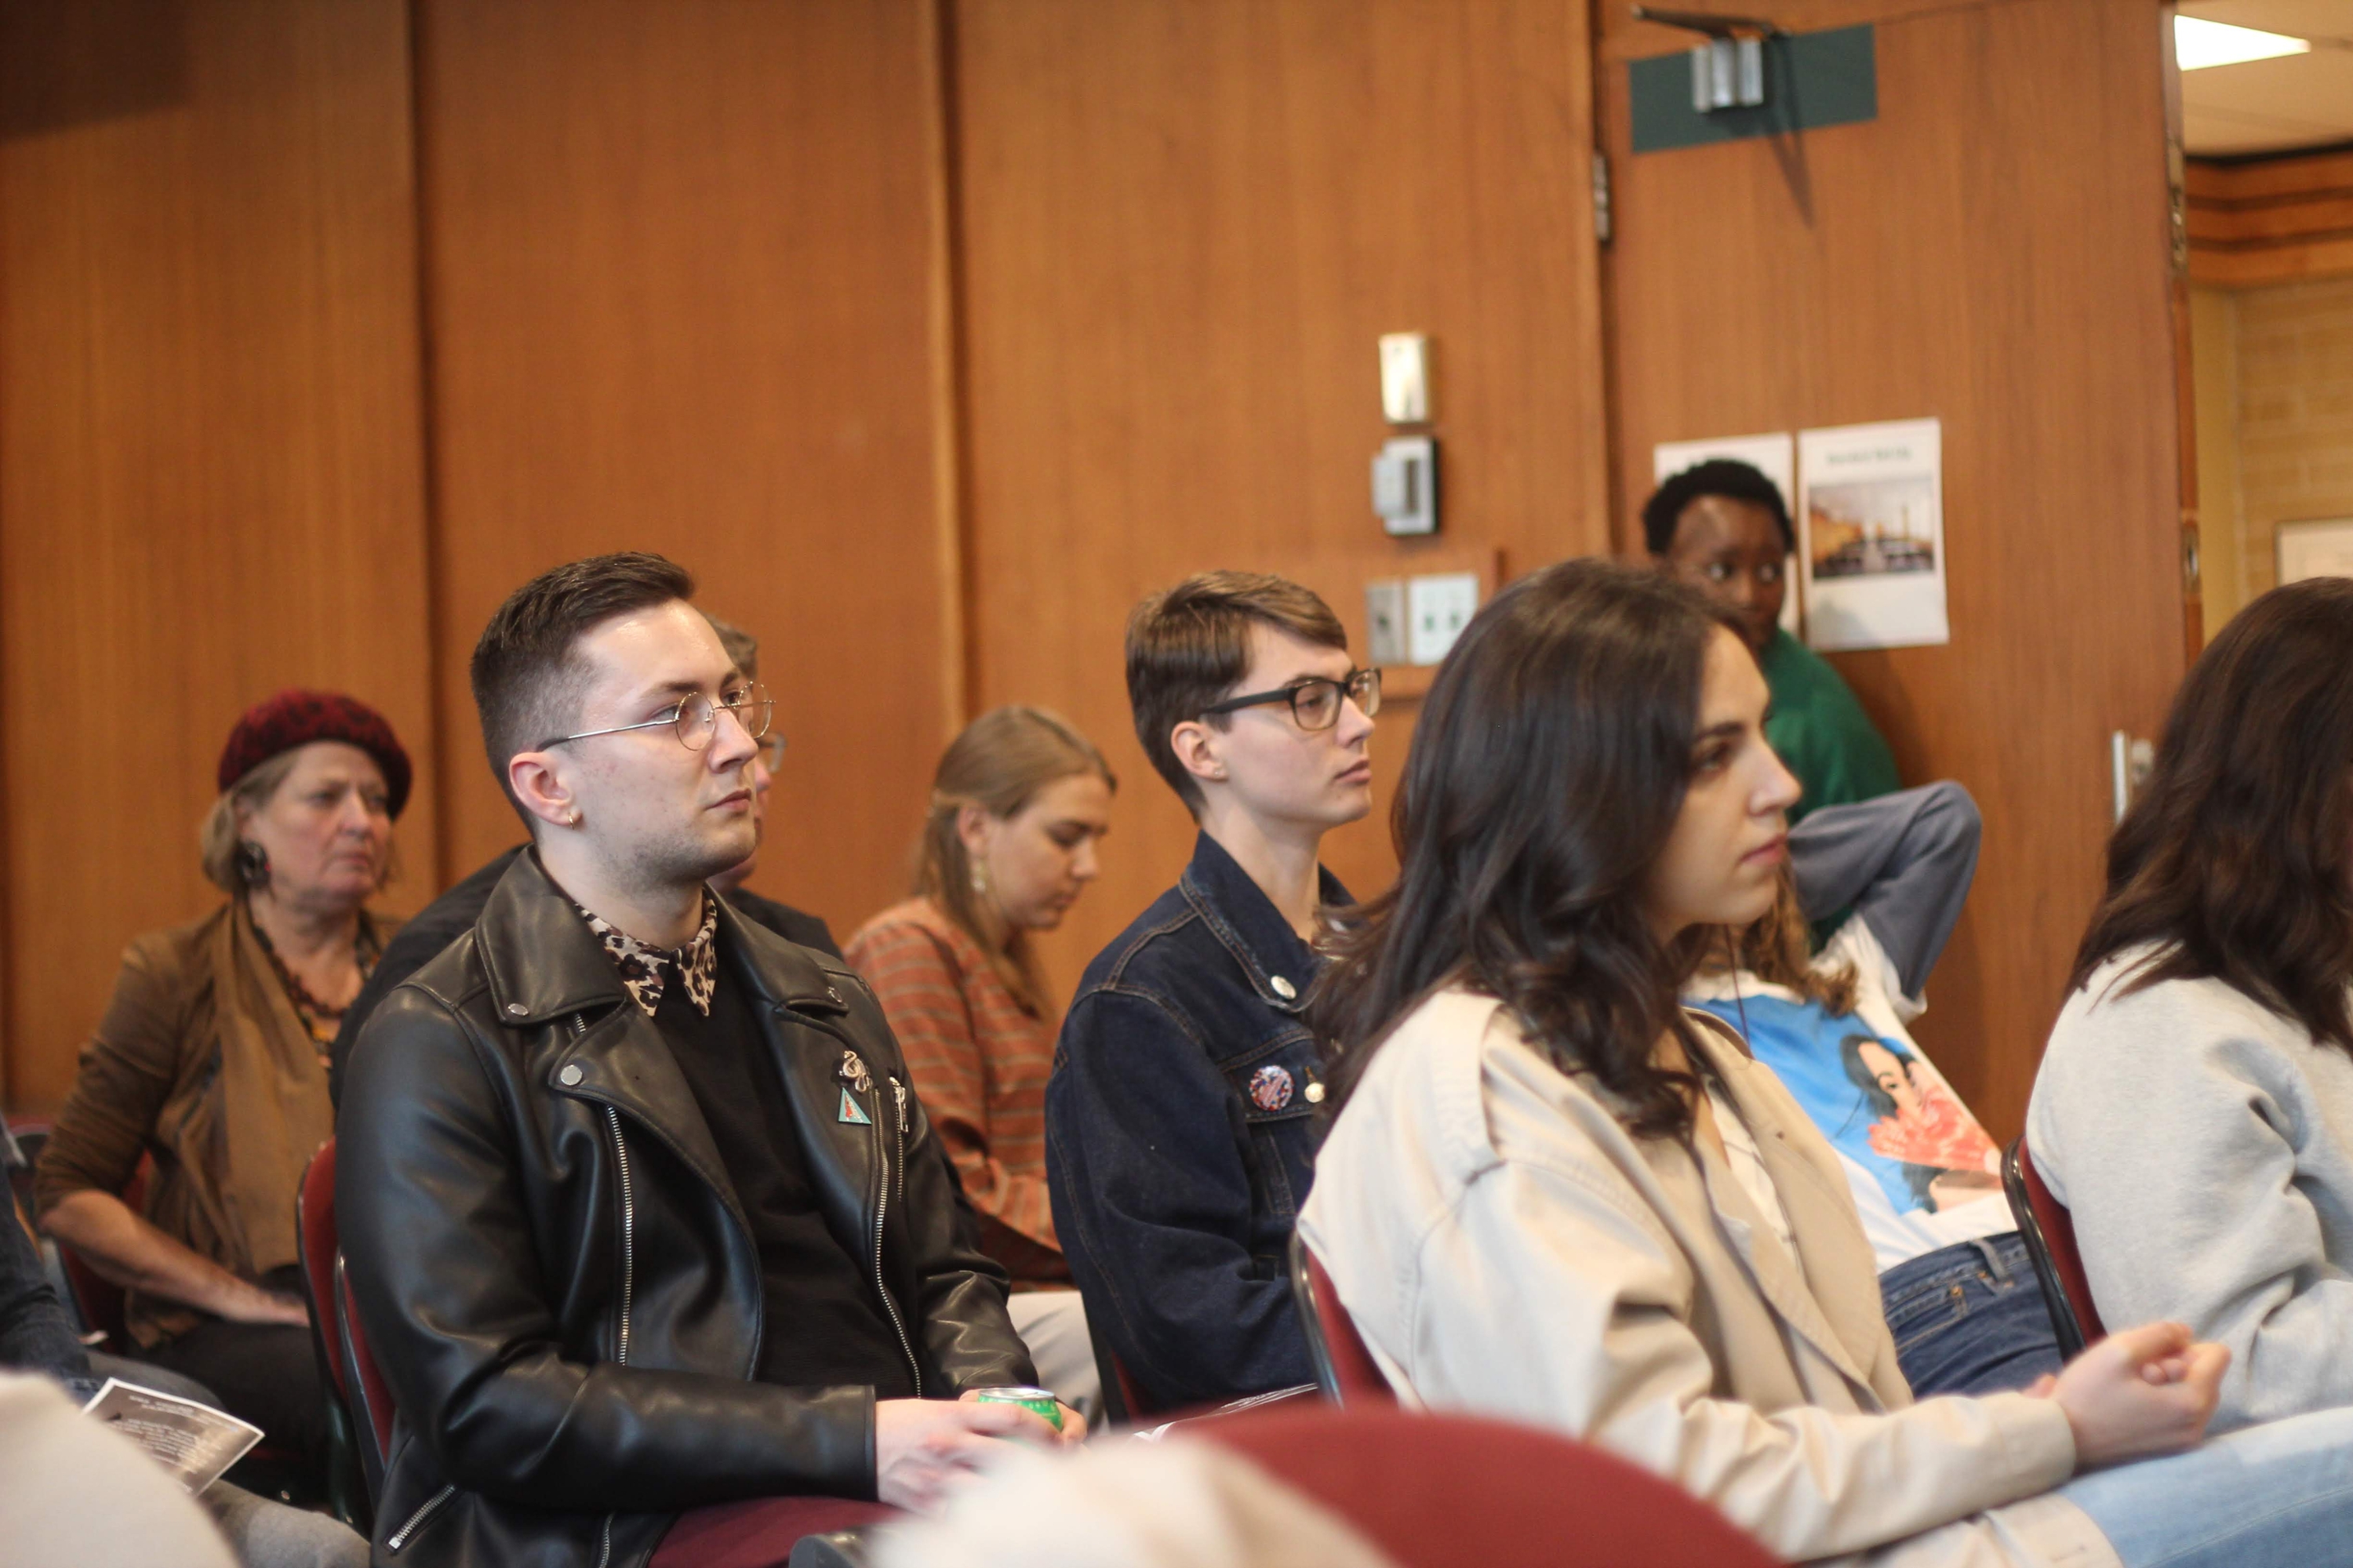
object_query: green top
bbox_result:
[1759,627,1900,823]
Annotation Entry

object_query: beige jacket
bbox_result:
[1297,988,2116,1568]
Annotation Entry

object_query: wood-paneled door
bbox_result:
[951,0,1613,1005]
[1598,1,2191,1137]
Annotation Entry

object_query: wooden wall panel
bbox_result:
[952,0,1612,1001]
[412,0,951,937]
[2187,150,2353,289]
[0,0,436,1109]
[1602,0,2188,1137]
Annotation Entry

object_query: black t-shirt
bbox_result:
[653,962,915,1397]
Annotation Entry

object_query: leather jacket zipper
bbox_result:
[874,1076,920,1395]
[386,1484,456,1554]
[604,1104,636,1368]
[569,1013,628,1568]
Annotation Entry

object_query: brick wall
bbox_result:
[2235,275,2353,599]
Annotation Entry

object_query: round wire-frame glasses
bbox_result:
[540,682,775,753]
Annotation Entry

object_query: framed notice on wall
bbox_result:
[1797,418,1949,652]
[2278,518,2353,584]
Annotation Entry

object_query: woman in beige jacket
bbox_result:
[1298,560,2353,1568]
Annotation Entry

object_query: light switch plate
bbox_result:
[1407,572,1478,666]
[1365,580,1408,666]
[1379,333,1429,424]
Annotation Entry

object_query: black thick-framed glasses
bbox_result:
[540,682,775,753]
[1199,668,1382,731]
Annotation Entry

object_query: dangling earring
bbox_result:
[970,857,991,900]
[236,841,270,888]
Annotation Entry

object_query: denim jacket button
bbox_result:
[1305,1080,1326,1104]
[1269,975,1297,999]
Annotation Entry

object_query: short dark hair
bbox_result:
[2071,576,2353,1052]
[1641,459,1795,556]
[1125,572,1347,817]
[470,552,697,817]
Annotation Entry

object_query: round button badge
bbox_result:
[1248,1064,1295,1111]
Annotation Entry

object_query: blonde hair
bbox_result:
[916,706,1115,1015]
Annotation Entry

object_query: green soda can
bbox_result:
[972,1384,1064,1432]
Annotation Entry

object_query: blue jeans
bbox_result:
[1882,1234,2065,1398]
[2063,1404,2353,1567]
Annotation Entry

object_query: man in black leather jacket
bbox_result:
[340,554,1071,1568]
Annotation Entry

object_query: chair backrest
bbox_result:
[296,1141,373,1531]
[297,1143,345,1388]
[1288,1231,1396,1407]
[2001,1136,2102,1358]
[1202,1406,1780,1567]
[335,1252,397,1507]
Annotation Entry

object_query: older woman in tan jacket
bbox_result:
[36,691,409,1483]
[1300,562,2353,1567]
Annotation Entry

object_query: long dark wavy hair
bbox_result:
[1311,558,1744,1138]
[2071,577,2353,1050]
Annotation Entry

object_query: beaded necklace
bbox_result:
[250,915,381,1067]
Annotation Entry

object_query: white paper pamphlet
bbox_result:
[1797,418,1949,650]
[81,1377,264,1495]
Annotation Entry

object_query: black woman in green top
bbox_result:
[1644,458,1900,823]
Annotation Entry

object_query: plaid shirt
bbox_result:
[846,899,1064,1282]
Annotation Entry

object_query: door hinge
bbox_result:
[1591,151,1613,246]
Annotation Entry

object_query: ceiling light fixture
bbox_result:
[2174,15,2311,71]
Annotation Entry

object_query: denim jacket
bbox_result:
[1045,832,1348,1410]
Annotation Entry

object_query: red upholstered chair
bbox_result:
[1202,1406,1781,1567]
[333,1253,398,1508]
[2002,1137,2105,1359]
[296,1141,371,1530]
[1288,1232,1397,1407]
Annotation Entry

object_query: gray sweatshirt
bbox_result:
[2028,946,2353,1432]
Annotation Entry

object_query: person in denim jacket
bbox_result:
[1047,573,1378,1412]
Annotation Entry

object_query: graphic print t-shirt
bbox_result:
[1685,919,2009,1272]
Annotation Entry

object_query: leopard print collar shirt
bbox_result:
[570,891,719,1017]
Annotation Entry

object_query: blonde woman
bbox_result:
[847,706,1115,1413]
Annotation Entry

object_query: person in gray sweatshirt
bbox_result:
[2030,575,2353,1434]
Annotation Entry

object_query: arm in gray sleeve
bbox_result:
[1788,781,1980,999]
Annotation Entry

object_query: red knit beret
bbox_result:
[217,689,413,819]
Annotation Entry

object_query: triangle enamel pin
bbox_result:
[838,1088,872,1126]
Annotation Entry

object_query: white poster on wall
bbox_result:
[1797,418,1948,651]
[2278,518,2353,584]
[1652,431,1800,637]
